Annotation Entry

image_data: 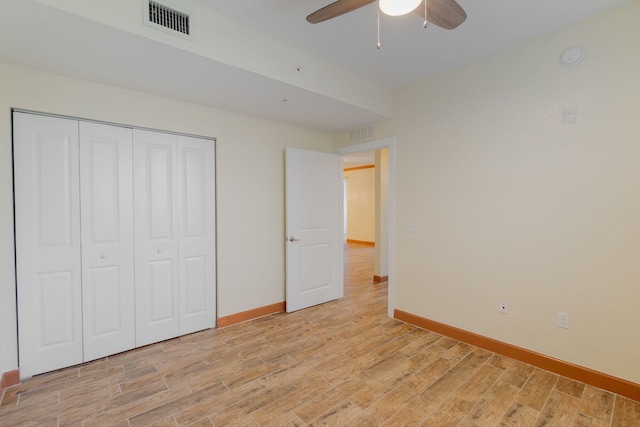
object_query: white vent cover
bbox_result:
[349,125,374,143]
[144,0,190,37]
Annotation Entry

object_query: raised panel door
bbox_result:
[177,136,216,334]
[79,122,135,361]
[285,148,343,312]
[133,129,180,346]
[14,112,83,377]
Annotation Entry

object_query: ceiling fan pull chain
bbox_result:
[377,6,381,49]
[424,0,428,28]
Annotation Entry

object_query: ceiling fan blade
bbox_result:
[307,0,377,24]
[414,0,467,30]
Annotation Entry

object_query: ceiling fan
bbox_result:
[306,0,467,30]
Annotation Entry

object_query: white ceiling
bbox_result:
[191,0,632,89]
[0,0,632,133]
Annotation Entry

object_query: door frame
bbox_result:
[334,137,396,318]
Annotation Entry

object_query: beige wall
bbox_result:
[0,62,332,376]
[386,1,640,383]
[344,168,376,242]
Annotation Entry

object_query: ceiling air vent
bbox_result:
[146,0,190,36]
[349,125,374,143]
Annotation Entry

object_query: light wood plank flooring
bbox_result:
[1,242,639,426]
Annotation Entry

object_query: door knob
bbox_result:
[288,236,301,242]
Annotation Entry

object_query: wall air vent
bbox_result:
[349,125,374,143]
[146,0,190,36]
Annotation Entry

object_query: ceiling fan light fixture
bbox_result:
[379,0,422,16]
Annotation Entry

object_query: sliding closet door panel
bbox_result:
[14,113,83,377]
[178,136,216,334]
[134,129,180,346]
[80,122,135,361]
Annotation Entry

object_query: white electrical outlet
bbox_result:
[407,221,417,233]
[557,312,570,329]
[499,299,509,314]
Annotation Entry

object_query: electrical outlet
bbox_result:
[557,312,570,329]
[499,299,509,314]
[407,221,417,233]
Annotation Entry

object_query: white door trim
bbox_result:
[11,108,215,142]
[334,137,396,318]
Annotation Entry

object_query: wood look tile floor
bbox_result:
[2,242,639,426]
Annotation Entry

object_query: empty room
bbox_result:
[1,0,639,425]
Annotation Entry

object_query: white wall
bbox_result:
[0,62,332,377]
[375,149,389,277]
[344,167,376,242]
[388,1,640,383]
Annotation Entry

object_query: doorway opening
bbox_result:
[336,137,396,318]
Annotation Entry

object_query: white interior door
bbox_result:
[177,135,216,334]
[285,148,343,312]
[80,122,135,361]
[14,113,84,377]
[133,129,180,346]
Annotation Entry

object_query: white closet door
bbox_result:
[133,129,180,346]
[177,136,216,334]
[80,122,135,361]
[14,113,83,377]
